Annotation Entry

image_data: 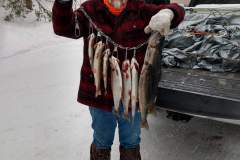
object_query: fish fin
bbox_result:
[148,104,157,116]
[141,120,149,129]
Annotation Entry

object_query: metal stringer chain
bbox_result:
[78,7,148,52]
[74,0,81,37]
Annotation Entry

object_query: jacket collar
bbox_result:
[95,0,137,12]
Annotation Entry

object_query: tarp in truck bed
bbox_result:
[162,9,240,72]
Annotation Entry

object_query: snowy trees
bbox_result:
[1,0,52,21]
[34,0,52,21]
[2,0,29,21]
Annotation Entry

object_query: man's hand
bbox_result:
[144,9,174,36]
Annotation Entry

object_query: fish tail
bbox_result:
[113,109,120,117]
[148,104,157,116]
[131,106,136,119]
[141,120,149,129]
[132,111,135,120]
[123,113,130,122]
[95,90,101,97]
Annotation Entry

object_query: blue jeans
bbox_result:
[89,103,141,149]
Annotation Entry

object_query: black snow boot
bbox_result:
[119,145,141,160]
[90,144,111,160]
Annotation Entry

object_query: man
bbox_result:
[52,0,184,159]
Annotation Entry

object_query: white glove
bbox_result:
[144,9,174,36]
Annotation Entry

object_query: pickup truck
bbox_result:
[156,3,240,123]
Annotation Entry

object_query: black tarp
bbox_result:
[162,12,240,72]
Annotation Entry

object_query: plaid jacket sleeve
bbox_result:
[52,0,88,39]
[140,2,185,29]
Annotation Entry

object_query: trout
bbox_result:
[139,32,165,129]
[88,33,96,68]
[103,49,111,95]
[130,57,139,120]
[109,56,122,117]
[122,59,132,120]
[92,41,105,97]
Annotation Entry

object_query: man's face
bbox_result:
[109,0,128,8]
[171,0,190,6]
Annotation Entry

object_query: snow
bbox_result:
[1,4,240,160]
[0,22,66,59]
[0,20,92,159]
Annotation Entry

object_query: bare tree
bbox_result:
[35,0,52,21]
[2,0,52,21]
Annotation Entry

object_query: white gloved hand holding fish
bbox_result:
[144,9,174,36]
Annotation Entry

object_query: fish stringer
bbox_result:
[74,0,81,37]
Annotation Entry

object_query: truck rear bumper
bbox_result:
[156,87,240,119]
[156,68,240,119]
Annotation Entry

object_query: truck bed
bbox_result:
[156,67,240,119]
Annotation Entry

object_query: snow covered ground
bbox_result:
[1,5,240,160]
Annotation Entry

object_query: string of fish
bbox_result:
[88,31,142,122]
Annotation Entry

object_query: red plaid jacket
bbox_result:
[52,0,185,112]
